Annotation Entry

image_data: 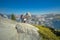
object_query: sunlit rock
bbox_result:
[0,16,42,40]
[16,23,42,40]
[0,16,18,40]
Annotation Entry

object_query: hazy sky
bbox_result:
[0,0,60,15]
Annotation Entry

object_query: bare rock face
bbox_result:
[16,23,41,40]
[0,16,42,40]
[0,16,18,40]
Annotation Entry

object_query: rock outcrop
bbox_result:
[0,16,42,40]
[0,16,18,40]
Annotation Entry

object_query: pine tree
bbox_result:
[11,14,16,20]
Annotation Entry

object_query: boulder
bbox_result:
[16,23,42,40]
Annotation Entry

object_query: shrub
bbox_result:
[34,25,59,40]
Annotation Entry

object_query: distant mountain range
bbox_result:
[39,14,60,30]
[0,13,60,30]
[31,14,60,30]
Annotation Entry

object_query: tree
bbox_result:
[11,14,16,20]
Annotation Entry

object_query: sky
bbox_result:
[0,0,60,15]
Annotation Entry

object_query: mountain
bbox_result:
[0,13,60,30]
[46,14,60,30]
[0,14,60,40]
[38,14,60,30]
[0,16,41,40]
[0,13,8,18]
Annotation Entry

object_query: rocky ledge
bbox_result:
[0,16,42,40]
